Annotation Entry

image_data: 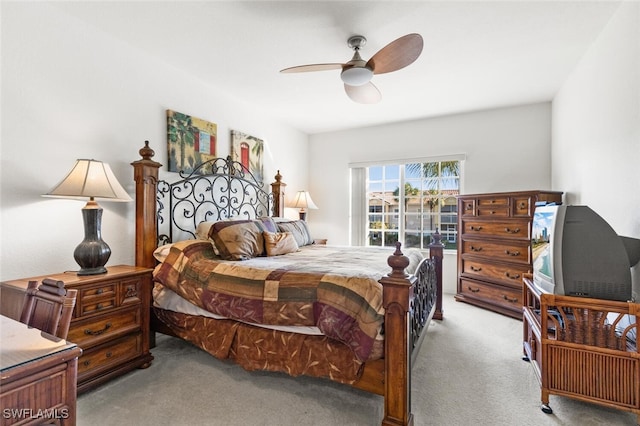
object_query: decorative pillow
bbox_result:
[195,221,217,240]
[255,216,278,233]
[153,244,174,262]
[209,220,266,260]
[276,220,313,247]
[263,231,299,256]
[272,216,292,223]
[195,221,221,255]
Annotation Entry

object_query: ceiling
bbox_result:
[53,1,621,134]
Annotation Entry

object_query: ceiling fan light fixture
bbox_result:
[340,66,373,86]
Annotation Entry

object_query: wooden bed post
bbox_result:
[380,243,415,426]
[131,141,161,269]
[270,170,286,217]
[429,229,445,320]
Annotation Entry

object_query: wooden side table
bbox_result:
[1,315,82,425]
[1,265,154,393]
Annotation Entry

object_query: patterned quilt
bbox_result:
[153,240,423,362]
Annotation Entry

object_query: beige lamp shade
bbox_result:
[291,190,318,210]
[44,159,132,201]
[291,190,317,221]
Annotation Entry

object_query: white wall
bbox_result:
[0,3,308,280]
[552,1,640,299]
[308,103,553,293]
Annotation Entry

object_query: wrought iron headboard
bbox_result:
[157,156,273,245]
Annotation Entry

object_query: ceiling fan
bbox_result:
[280,33,423,104]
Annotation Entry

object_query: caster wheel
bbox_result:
[541,404,553,414]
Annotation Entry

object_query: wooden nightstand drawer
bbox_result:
[68,306,141,347]
[81,283,117,299]
[121,277,143,305]
[80,297,117,316]
[78,333,142,378]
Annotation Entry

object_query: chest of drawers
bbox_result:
[1,265,154,393]
[455,191,562,318]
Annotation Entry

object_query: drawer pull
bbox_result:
[504,227,520,234]
[83,360,91,367]
[470,226,483,231]
[465,204,473,210]
[504,250,520,257]
[470,266,482,272]
[84,323,112,336]
[502,295,518,303]
[489,210,496,215]
[106,351,113,358]
[518,202,527,209]
[470,245,483,252]
[467,286,480,293]
[96,288,104,294]
[505,272,521,280]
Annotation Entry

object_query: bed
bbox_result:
[131,141,444,426]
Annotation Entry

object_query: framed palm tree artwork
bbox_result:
[167,109,217,174]
[230,130,264,184]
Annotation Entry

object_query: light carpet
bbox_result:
[77,296,637,425]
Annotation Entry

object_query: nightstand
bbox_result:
[0,265,154,393]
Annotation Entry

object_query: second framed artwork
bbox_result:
[230,130,264,183]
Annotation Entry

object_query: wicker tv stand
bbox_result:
[522,276,640,423]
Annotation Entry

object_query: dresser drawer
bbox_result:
[120,277,143,305]
[460,198,476,216]
[461,219,530,240]
[461,239,531,264]
[461,258,530,286]
[68,306,141,347]
[478,196,509,206]
[512,196,532,217]
[77,283,117,316]
[459,278,522,309]
[476,206,510,217]
[78,333,142,378]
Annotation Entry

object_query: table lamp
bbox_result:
[291,190,318,221]
[44,159,132,275]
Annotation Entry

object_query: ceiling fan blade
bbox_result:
[366,33,423,75]
[344,82,381,104]
[280,63,344,73]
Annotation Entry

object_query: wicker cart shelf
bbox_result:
[522,275,639,424]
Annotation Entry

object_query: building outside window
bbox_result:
[364,161,460,250]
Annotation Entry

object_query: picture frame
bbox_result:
[230,130,264,183]
[167,110,217,174]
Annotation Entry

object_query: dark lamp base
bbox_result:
[74,201,111,276]
[77,266,108,276]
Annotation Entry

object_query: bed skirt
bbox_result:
[153,307,384,385]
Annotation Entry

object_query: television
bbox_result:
[531,205,640,302]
